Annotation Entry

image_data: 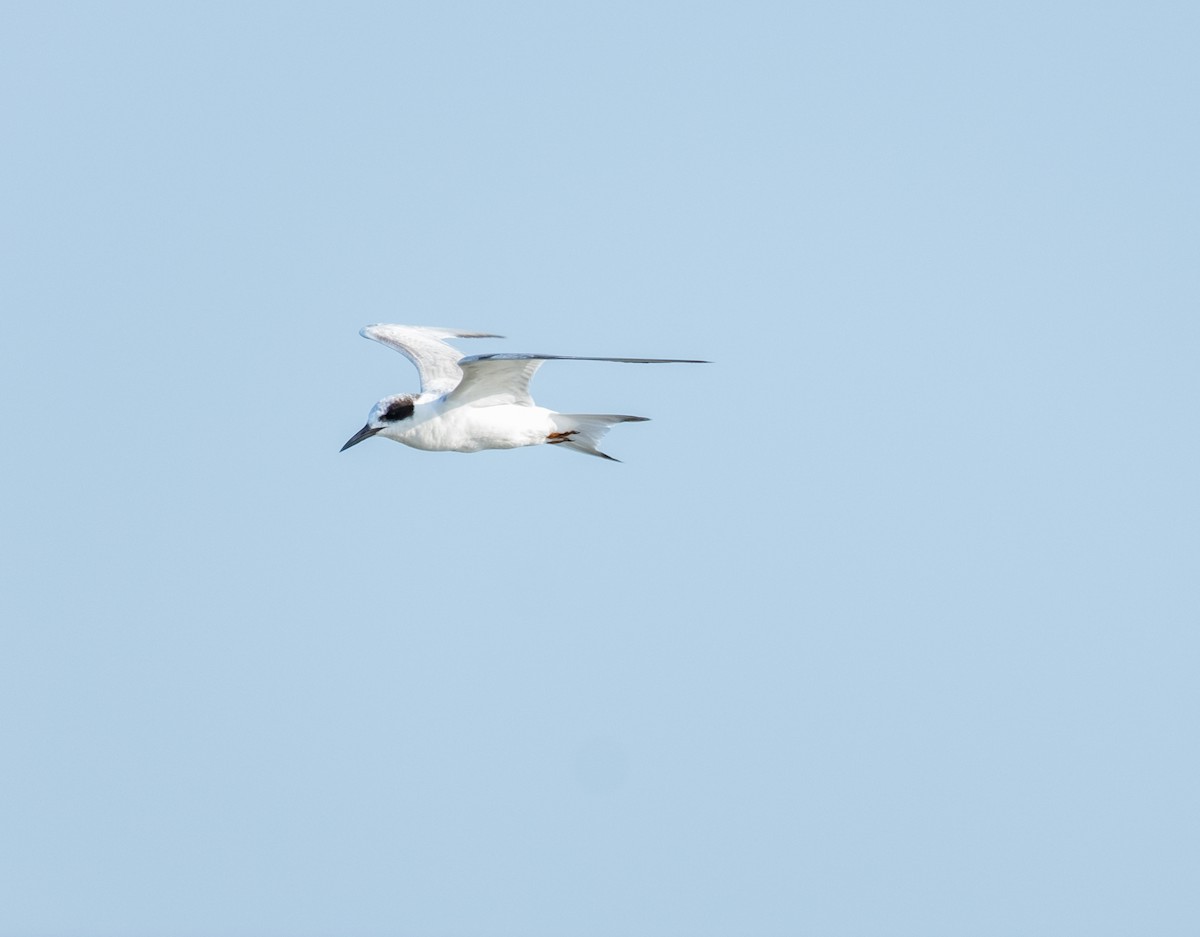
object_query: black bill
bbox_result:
[340,424,380,451]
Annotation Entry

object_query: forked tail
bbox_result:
[548,413,650,461]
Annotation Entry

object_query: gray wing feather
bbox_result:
[463,354,710,364]
[448,353,710,408]
[360,324,502,397]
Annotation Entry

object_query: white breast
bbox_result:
[384,402,557,452]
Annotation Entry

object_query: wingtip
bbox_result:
[359,324,504,341]
[359,323,395,340]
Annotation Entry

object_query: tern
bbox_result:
[341,324,707,461]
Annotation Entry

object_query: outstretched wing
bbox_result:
[448,353,710,408]
[359,324,502,397]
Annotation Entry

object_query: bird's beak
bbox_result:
[340,424,380,451]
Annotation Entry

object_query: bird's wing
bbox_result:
[359,324,502,397]
[448,353,710,408]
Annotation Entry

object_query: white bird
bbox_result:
[341,324,707,461]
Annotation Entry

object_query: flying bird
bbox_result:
[341,324,707,461]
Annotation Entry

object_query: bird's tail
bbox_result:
[548,413,650,462]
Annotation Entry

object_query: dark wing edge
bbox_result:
[459,353,711,364]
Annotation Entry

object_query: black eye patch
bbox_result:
[382,399,415,422]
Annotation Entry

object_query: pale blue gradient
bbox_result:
[1,2,1198,935]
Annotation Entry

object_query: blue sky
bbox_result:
[2,2,1198,935]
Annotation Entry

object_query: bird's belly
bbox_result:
[398,406,555,452]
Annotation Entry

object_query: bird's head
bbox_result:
[340,394,417,451]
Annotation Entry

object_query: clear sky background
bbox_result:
[2,2,1197,935]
